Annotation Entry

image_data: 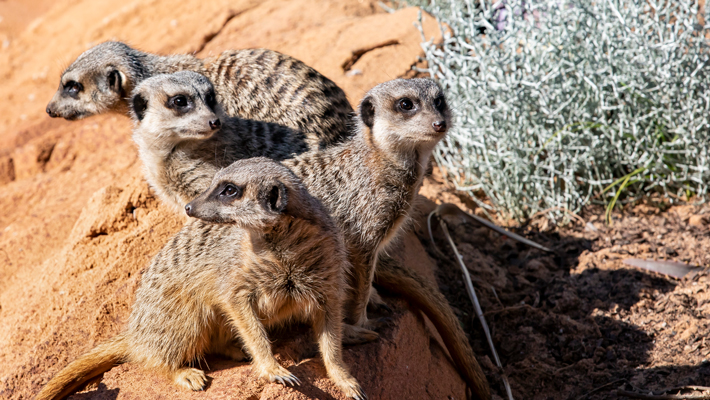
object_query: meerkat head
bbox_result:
[185,157,302,230]
[358,78,451,153]
[130,71,223,146]
[46,41,147,120]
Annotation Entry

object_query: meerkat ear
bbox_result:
[360,96,375,128]
[132,94,148,121]
[265,182,288,213]
[107,69,124,95]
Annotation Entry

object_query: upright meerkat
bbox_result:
[46,41,353,148]
[131,73,490,399]
[290,78,488,399]
[36,158,366,400]
[130,71,310,212]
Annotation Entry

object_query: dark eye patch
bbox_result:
[434,95,446,112]
[167,94,192,112]
[398,97,415,112]
[132,94,148,121]
[205,91,217,111]
[63,81,83,98]
[218,184,243,203]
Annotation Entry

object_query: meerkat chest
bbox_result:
[371,167,421,248]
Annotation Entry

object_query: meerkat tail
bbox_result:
[35,334,129,400]
[374,256,491,400]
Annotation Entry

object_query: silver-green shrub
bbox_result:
[411,0,710,221]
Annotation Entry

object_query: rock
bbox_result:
[689,215,707,227]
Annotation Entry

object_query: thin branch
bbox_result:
[436,203,552,253]
[435,210,515,400]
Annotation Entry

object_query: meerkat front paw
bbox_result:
[172,367,208,391]
[260,365,301,387]
[342,323,379,345]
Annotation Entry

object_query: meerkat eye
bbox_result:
[219,184,242,199]
[168,95,190,110]
[434,96,446,111]
[63,81,83,96]
[398,98,414,111]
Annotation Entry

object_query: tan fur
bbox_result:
[36,158,367,400]
[46,41,353,148]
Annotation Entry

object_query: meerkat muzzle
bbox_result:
[209,119,221,130]
[46,105,58,118]
[432,120,447,132]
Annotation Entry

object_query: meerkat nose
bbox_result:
[185,203,194,217]
[209,119,221,130]
[432,120,447,132]
[46,106,57,118]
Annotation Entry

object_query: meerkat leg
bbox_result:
[347,258,377,329]
[219,342,248,361]
[224,299,300,386]
[166,367,208,391]
[312,302,366,400]
[209,321,248,361]
[367,286,392,314]
[341,323,379,345]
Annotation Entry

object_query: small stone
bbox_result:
[689,215,707,227]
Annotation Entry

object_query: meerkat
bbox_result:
[132,73,490,399]
[282,78,489,399]
[129,70,311,212]
[36,158,367,400]
[45,41,353,149]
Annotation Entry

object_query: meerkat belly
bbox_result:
[256,290,319,327]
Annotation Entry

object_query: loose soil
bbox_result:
[420,173,710,399]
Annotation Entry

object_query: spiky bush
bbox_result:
[409,0,710,222]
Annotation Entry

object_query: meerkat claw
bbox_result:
[344,383,367,400]
[268,369,300,387]
[285,373,301,386]
[173,368,207,391]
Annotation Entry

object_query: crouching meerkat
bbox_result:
[129,72,490,399]
[46,41,353,149]
[36,158,366,400]
[130,71,310,212]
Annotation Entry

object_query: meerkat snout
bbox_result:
[432,120,447,132]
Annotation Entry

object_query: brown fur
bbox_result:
[46,41,353,148]
[36,158,367,400]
